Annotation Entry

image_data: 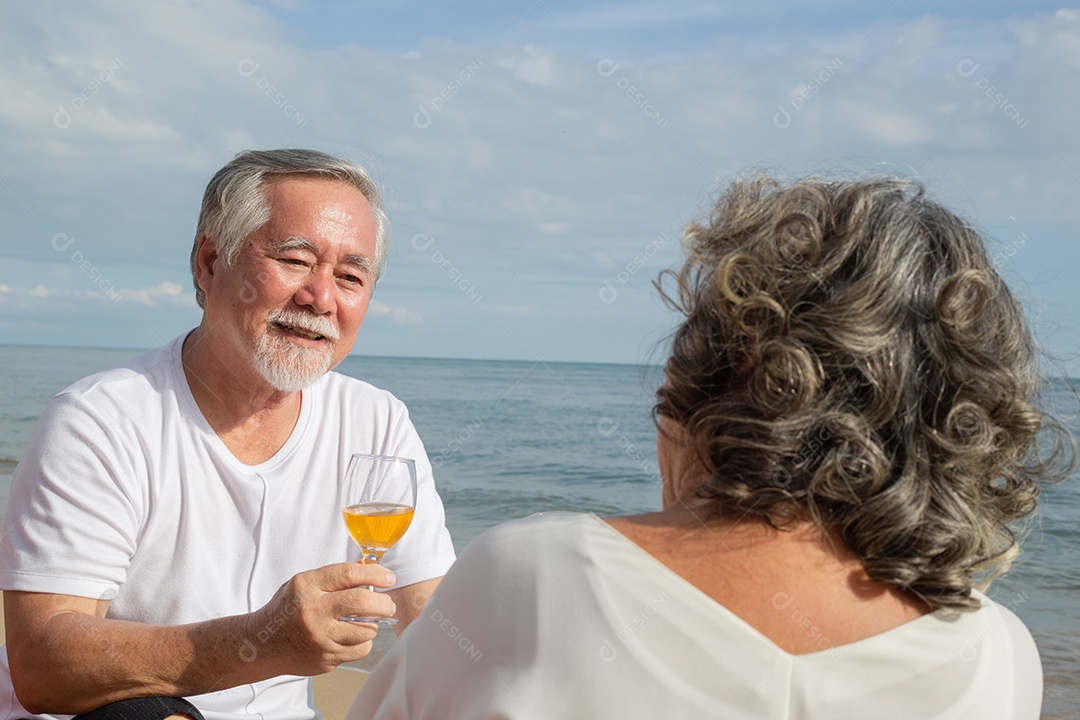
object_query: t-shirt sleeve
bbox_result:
[374,406,456,589]
[0,392,141,600]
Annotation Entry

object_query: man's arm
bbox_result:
[4,562,395,715]
[387,577,441,634]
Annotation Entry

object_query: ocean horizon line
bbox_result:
[0,342,661,370]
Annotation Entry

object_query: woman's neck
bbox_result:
[604,507,930,654]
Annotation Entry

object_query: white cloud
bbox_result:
[0,281,194,309]
[120,281,192,307]
[834,99,934,146]
[368,300,423,327]
[495,46,559,87]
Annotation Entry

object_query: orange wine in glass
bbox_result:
[340,453,417,625]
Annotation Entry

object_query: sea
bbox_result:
[0,344,1077,718]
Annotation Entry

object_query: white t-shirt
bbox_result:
[348,512,1043,720]
[0,333,456,720]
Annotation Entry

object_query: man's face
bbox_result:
[198,177,378,392]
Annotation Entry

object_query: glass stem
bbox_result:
[362,551,380,592]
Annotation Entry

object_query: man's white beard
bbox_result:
[253,310,338,392]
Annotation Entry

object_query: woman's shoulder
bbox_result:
[957,590,1041,661]
[468,511,605,549]
[448,512,619,575]
[425,513,609,611]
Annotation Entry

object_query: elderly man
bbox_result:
[0,149,456,718]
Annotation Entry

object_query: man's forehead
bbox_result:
[257,177,376,241]
[264,175,366,199]
[320,204,354,224]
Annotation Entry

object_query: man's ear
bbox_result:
[193,234,219,295]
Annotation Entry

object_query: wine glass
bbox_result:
[339,453,417,625]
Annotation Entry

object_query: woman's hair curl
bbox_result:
[656,175,1074,611]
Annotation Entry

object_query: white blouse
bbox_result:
[348,512,1042,719]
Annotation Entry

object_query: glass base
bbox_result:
[339,614,398,625]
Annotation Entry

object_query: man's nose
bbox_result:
[294,266,334,313]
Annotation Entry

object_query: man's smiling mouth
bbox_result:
[265,308,340,343]
[274,321,327,341]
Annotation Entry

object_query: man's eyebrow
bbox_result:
[269,237,371,273]
[268,236,317,254]
[342,253,373,273]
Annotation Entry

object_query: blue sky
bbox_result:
[1,1,1078,372]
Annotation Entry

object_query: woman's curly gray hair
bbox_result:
[655,175,1073,611]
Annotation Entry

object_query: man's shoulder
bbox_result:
[57,340,179,405]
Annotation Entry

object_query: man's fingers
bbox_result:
[312,562,397,591]
[333,586,397,623]
[333,619,380,647]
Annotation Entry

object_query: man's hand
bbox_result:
[4,562,396,714]
[238,562,397,676]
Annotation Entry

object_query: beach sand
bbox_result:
[313,668,367,719]
[0,594,368,718]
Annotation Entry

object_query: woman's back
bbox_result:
[348,512,1042,719]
